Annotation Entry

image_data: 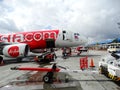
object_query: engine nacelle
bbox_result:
[2,43,29,58]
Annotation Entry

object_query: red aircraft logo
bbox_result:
[8,46,19,57]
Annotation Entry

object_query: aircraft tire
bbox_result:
[43,72,54,83]
[43,75,50,83]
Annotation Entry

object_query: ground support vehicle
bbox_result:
[107,60,120,81]
[34,51,57,64]
[99,53,120,81]
[107,45,120,53]
[76,46,88,55]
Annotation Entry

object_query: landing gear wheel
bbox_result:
[43,75,50,83]
[43,72,54,83]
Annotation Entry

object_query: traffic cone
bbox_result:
[90,58,95,67]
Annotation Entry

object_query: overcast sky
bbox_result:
[0,0,120,44]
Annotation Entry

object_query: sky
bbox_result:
[0,0,120,44]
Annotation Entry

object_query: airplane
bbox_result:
[0,29,88,63]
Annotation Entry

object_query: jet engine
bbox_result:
[0,43,29,58]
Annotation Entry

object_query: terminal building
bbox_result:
[88,38,120,50]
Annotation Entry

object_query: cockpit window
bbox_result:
[74,33,80,36]
[74,33,76,35]
[77,33,80,36]
[74,33,79,40]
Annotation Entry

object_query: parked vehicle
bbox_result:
[107,45,120,53]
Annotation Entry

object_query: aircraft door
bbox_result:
[46,39,55,48]
[62,30,72,41]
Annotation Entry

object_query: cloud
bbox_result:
[0,18,21,33]
[0,0,120,43]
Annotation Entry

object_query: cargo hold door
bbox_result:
[46,39,55,48]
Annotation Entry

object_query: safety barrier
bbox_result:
[80,57,96,70]
[80,56,88,70]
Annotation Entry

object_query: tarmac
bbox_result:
[0,50,120,90]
